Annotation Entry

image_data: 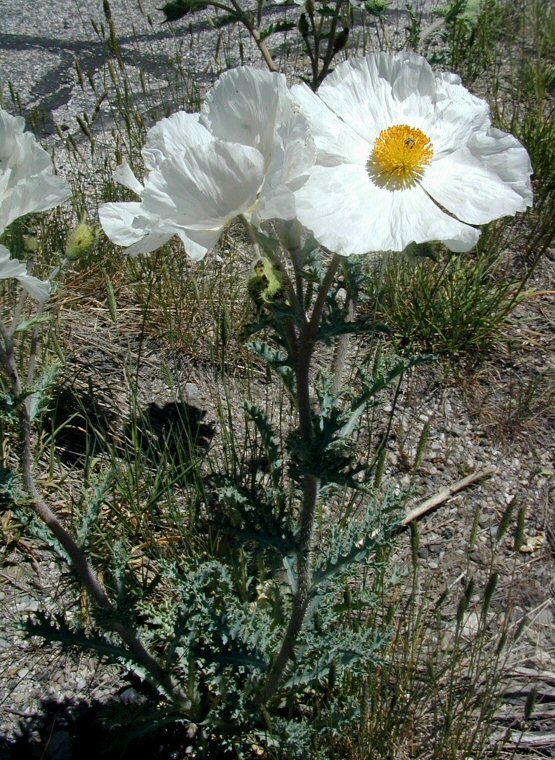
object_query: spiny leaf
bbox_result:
[15,314,50,333]
[260,21,297,40]
[24,612,130,662]
[28,362,61,421]
[244,401,282,479]
[248,340,295,395]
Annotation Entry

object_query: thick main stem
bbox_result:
[259,256,339,704]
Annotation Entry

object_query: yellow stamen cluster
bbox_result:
[369,124,434,188]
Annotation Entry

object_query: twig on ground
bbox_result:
[403,465,497,526]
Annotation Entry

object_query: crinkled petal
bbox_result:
[176,228,223,262]
[0,108,71,234]
[141,141,265,229]
[295,165,479,254]
[142,112,212,171]
[316,52,437,144]
[292,83,370,166]
[114,162,144,195]
[99,201,146,246]
[99,201,174,255]
[254,108,315,222]
[0,172,71,234]
[422,128,533,224]
[124,231,174,256]
[0,244,51,300]
[201,67,290,160]
[429,72,491,156]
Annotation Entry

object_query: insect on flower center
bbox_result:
[369,125,434,188]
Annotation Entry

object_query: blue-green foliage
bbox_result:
[21,247,414,757]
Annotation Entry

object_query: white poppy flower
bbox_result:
[0,108,71,236]
[200,66,315,224]
[0,244,51,301]
[100,67,315,262]
[98,113,214,259]
[292,52,533,255]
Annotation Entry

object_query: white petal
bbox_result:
[0,245,50,300]
[0,108,71,234]
[295,164,479,254]
[17,271,51,301]
[141,141,265,229]
[99,201,175,255]
[0,244,27,278]
[254,185,297,222]
[176,228,222,261]
[291,83,370,166]
[422,129,532,225]
[254,107,315,222]
[316,52,437,143]
[99,201,146,246]
[124,231,174,256]
[142,112,212,171]
[201,67,290,160]
[429,73,491,155]
[0,173,71,234]
[114,162,144,195]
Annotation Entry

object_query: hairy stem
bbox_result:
[0,326,188,706]
[259,254,340,703]
[228,0,278,72]
[331,263,356,395]
[315,0,344,89]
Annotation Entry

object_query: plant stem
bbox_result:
[315,0,344,89]
[0,325,188,707]
[331,288,355,396]
[228,0,278,72]
[259,254,340,703]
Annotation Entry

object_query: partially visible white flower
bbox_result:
[292,52,532,255]
[0,244,51,301]
[0,108,71,235]
[200,66,315,224]
[100,67,315,262]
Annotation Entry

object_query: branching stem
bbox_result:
[0,322,188,708]
[259,253,340,703]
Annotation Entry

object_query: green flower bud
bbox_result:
[65,221,96,260]
[305,0,315,15]
[247,256,284,307]
[22,231,39,253]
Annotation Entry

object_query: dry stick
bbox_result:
[402,466,497,527]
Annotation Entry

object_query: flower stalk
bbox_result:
[258,252,340,703]
[0,315,188,708]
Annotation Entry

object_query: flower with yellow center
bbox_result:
[292,52,532,255]
[370,125,433,187]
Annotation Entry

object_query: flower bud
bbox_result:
[65,221,96,260]
[298,12,309,37]
[275,219,302,253]
[333,27,349,53]
[22,231,39,253]
[305,0,315,15]
[247,256,284,307]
